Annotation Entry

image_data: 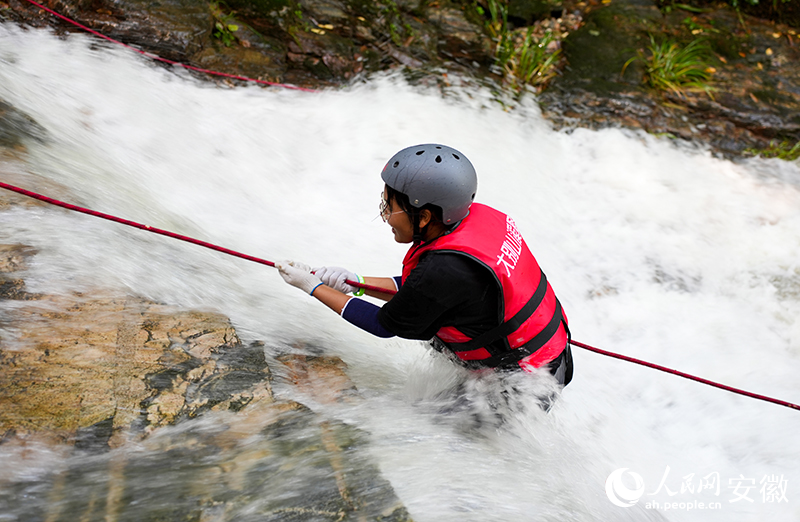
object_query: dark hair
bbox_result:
[385,184,446,244]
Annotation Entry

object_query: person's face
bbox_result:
[382,188,414,244]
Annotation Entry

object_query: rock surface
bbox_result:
[3,0,799,158]
[0,187,411,519]
[541,0,800,157]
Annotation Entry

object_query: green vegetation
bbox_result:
[475,0,561,93]
[499,29,561,91]
[658,0,792,11]
[625,35,716,98]
[658,2,709,14]
[210,2,240,46]
[746,140,800,160]
[382,0,414,47]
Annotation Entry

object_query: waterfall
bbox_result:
[1,22,799,521]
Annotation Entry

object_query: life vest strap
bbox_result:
[488,299,566,369]
[447,268,548,353]
[436,299,567,370]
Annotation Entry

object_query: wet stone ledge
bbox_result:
[0,240,413,521]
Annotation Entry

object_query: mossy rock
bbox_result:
[222,0,295,17]
[557,0,664,91]
[508,0,563,26]
[0,100,46,150]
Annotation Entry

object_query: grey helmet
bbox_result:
[381,144,477,224]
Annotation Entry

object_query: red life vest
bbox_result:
[401,203,568,370]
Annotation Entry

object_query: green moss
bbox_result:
[507,0,562,25]
[750,88,798,106]
[745,139,800,160]
[223,0,291,16]
[345,0,380,17]
[562,8,651,85]
[706,30,751,61]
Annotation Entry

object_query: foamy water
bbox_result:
[1,23,800,521]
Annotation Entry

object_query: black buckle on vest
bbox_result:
[491,299,566,369]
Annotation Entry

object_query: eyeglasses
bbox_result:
[379,192,390,221]
[379,192,406,222]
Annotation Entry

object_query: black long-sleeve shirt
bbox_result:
[342,251,504,350]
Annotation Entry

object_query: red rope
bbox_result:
[18,0,318,93]
[0,182,390,293]
[2,182,798,412]
[570,340,800,411]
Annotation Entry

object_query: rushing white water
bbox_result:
[2,22,800,522]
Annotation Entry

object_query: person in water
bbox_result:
[277,143,573,386]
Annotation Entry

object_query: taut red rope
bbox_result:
[1,181,798,412]
[570,340,800,411]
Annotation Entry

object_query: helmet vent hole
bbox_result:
[435,146,442,149]
[416,150,424,155]
[393,161,400,168]
[435,155,442,163]
[452,154,460,160]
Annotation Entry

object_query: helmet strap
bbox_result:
[411,208,423,245]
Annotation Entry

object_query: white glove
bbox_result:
[276,260,323,295]
[313,266,359,294]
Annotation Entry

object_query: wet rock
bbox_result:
[0,278,39,300]
[299,0,350,25]
[277,353,360,404]
[192,2,289,82]
[4,0,800,159]
[0,244,37,274]
[0,399,412,521]
[0,220,412,519]
[53,0,211,62]
[548,0,662,92]
[425,4,489,65]
[0,282,412,520]
[287,28,365,81]
[427,5,481,45]
[0,100,47,152]
[0,244,40,300]
[0,292,244,444]
[541,0,800,157]
[509,0,563,26]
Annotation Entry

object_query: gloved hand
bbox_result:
[313,266,360,294]
[276,260,323,295]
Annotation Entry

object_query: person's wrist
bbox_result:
[352,274,365,296]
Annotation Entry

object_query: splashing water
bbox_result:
[1,22,799,521]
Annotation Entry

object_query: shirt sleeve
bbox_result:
[376,252,496,340]
[340,297,395,338]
